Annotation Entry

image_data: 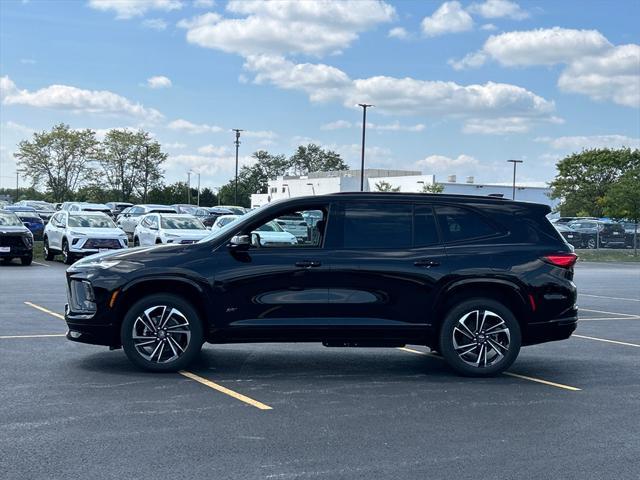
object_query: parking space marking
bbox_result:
[398,347,581,391]
[179,370,273,410]
[32,261,51,267]
[580,293,640,303]
[573,334,640,348]
[24,301,65,320]
[580,308,639,318]
[580,317,640,321]
[0,334,65,339]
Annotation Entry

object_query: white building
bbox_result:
[250,170,557,211]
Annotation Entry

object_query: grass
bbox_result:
[32,240,44,260]
[575,249,640,262]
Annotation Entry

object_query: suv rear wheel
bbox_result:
[121,294,204,372]
[439,298,521,377]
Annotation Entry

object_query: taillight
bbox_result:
[543,253,578,268]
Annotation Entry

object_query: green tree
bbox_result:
[134,141,166,202]
[550,148,640,216]
[14,123,98,202]
[289,144,349,176]
[374,180,400,192]
[420,182,444,194]
[603,166,640,255]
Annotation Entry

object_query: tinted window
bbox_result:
[343,203,411,249]
[414,205,439,247]
[435,205,499,243]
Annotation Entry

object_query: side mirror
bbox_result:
[228,234,251,251]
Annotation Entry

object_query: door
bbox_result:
[122,207,143,234]
[48,213,65,249]
[136,215,151,245]
[326,202,447,340]
[212,204,334,340]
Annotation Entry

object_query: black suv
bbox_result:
[64,193,578,377]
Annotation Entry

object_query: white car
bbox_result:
[133,213,209,246]
[117,204,177,235]
[211,215,297,246]
[43,211,128,264]
[67,202,113,218]
[275,212,309,241]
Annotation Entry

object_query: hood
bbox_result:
[67,227,126,237]
[162,229,209,238]
[0,225,31,235]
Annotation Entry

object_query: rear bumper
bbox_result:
[523,308,578,346]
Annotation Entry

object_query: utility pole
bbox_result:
[187,171,191,204]
[196,172,201,206]
[507,159,523,200]
[144,145,150,203]
[232,129,243,205]
[358,104,373,192]
[16,171,19,202]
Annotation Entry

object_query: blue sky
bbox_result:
[1,0,639,191]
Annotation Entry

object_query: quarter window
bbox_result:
[435,205,500,242]
[342,203,412,249]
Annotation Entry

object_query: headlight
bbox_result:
[165,233,179,238]
[68,280,96,314]
[69,231,86,236]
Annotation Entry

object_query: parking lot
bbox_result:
[1,260,638,480]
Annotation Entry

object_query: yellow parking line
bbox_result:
[0,334,66,339]
[573,334,640,348]
[398,347,581,391]
[580,308,638,317]
[24,302,65,320]
[179,370,273,410]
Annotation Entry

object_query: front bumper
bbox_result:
[65,303,120,347]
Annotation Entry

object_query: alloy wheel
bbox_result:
[132,305,192,363]
[452,310,510,368]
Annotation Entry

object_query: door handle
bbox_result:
[414,259,440,268]
[295,260,321,268]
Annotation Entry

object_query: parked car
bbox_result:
[210,214,241,231]
[44,211,128,264]
[105,202,133,217]
[193,207,234,228]
[217,205,246,215]
[275,211,310,241]
[553,223,582,249]
[3,206,45,240]
[133,213,209,246]
[567,220,626,248]
[621,221,640,249]
[64,193,577,376]
[171,204,199,215]
[15,200,56,224]
[117,204,178,235]
[68,202,113,217]
[0,210,33,265]
[550,216,597,225]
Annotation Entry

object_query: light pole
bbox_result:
[190,171,201,206]
[507,159,523,200]
[187,171,191,204]
[232,129,243,205]
[306,182,315,195]
[358,103,373,192]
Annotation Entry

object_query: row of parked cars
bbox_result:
[551,217,639,249]
[1,200,320,266]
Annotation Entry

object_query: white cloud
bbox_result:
[163,142,187,149]
[463,115,563,134]
[468,0,529,20]
[536,134,640,150]
[480,23,497,31]
[450,27,639,108]
[194,0,215,7]
[1,121,35,135]
[321,120,353,130]
[388,27,409,39]
[416,154,479,171]
[557,44,640,108]
[168,118,223,133]
[1,75,163,120]
[146,75,172,89]
[142,18,168,31]
[321,119,425,132]
[197,144,228,155]
[178,0,395,57]
[166,153,254,176]
[88,0,182,20]
[421,1,473,37]
[244,129,277,140]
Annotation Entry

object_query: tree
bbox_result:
[289,144,349,176]
[375,180,400,192]
[603,166,640,255]
[134,140,166,202]
[550,148,640,216]
[421,182,444,194]
[14,123,98,202]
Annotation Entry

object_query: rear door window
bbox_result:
[342,203,412,249]
[434,205,500,243]
[414,205,439,247]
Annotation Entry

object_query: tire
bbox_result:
[439,298,521,377]
[133,236,140,247]
[155,238,162,244]
[121,294,204,372]
[587,238,596,249]
[43,237,55,261]
[62,239,74,265]
[21,255,33,266]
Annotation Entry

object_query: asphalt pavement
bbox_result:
[1,259,638,480]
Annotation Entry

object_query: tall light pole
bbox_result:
[187,171,191,204]
[358,103,373,192]
[189,170,201,206]
[507,159,523,200]
[232,129,243,205]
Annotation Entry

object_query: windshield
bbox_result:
[68,215,116,228]
[256,221,284,232]
[198,206,266,243]
[161,216,205,230]
[0,212,23,226]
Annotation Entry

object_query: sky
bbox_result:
[1,0,639,191]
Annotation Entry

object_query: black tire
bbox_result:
[587,238,596,249]
[43,237,55,261]
[121,294,204,372]
[21,255,33,266]
[439,298,521,377]
[155,238,162,244]
[133,236,140,247]
[62,239,74,265]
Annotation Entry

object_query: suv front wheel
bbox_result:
[121,294,204,372]
[439,298,521,377]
